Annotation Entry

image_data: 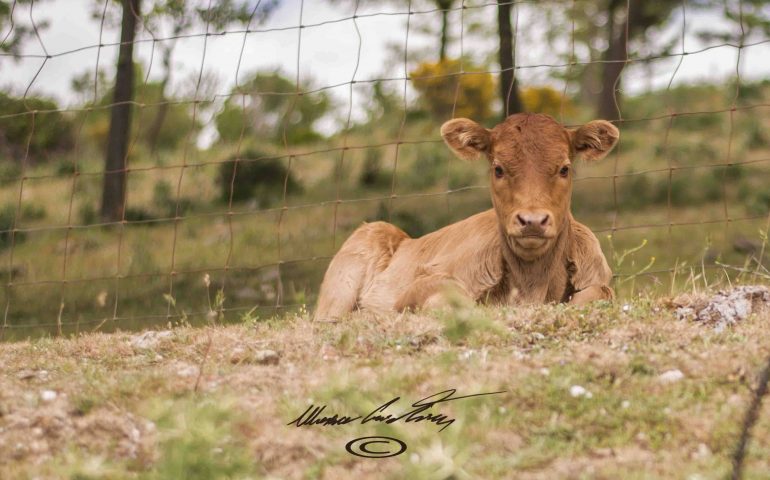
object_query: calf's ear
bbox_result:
[569,120,619,162]
[441,118,491,161]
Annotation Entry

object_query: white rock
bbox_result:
[539,367,550,376]
[130,330,173,350]
[176,364,199,378]
[658,369,685,383]
[569,385,592,398]
[254,349,280,365]
[459,350,475,361]
[676,286,770,328]
[694,442,711,459]
[621,400,631,409]
[40,390,57,402]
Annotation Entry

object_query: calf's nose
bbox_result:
[515,211,551,228]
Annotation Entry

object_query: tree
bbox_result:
[71,66,201,153]
[215,71,333,145]
[693,0,770,43]
[597,0,677,120]
[435,0,454,61]
[497,0,523,118]
[101,0,140,222]
[140,0,278,152]
[97,0,278,221]
[0,0,49,57]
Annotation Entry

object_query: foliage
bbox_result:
[410,58,496,121]
[71,66,200,153]
[540,0,679,114]
[0,0,49,57]
[694,0,770,44]
[358,148,388,187]
[215,71,332,145]
[521,86,574,117]
[217,149,302,207]
[0,92,74,163]
[0,203,24,249]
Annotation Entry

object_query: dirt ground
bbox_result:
[1,292,770,479]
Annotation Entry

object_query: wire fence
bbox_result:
[1,1,770,476]
[0,0,768,342]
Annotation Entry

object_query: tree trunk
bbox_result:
[440,9,448,60]
[101,0,140,222]
[497,0,523,118]
[146,40,175,153]
[437,0,452,61]
[598,0,626,120]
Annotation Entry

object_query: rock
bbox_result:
[130,331,173,350]
[658,369,685,383]
[229,347,247,364]
[175,364,199,378]
[254,349,280,365]
[692,442,712,459]
[40,390,57,402]
[733,236,761,255]
[674,286,770,329]
[569,385,593,398]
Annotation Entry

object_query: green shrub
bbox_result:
[701,172,723,203]
[78,203,98,226]
[215,71,331,145]
[217,149,302,207]
[124,207,157,222]
[618,173,652,209]
[670,112,722,131]
[359,148,388,187]
[0,162,21,186]
[0,204,24,249]
[0,93,74,163]
[402,146,444,190]
[20,203,46,221]
[747,191,770,216]
[55,159,78,176]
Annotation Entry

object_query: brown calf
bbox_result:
[314,113,619,320]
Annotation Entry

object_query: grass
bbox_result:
[2,109,770,339]
[0,80,769,339]
[1,298,769,479]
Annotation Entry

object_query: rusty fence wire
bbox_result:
[0,0,767,341]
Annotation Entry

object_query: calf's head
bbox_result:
[441,113,619,260]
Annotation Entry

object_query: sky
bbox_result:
[1,0,769,144]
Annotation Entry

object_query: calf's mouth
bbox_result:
[513,235,549,249]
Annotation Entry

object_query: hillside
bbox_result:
[2,295,769,479]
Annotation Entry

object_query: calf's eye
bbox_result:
[559,165,570,177]
[494,165,504,179]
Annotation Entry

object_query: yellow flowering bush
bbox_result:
[521,86,574,118]
[410,59,496,121]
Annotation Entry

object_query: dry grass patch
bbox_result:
[0,297,769,479]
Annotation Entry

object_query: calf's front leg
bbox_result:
[394,274,474,312]
[569,284,614,305]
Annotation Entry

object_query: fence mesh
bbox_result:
[0,0,769,341]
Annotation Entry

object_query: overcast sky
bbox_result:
[2,0,769,143]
